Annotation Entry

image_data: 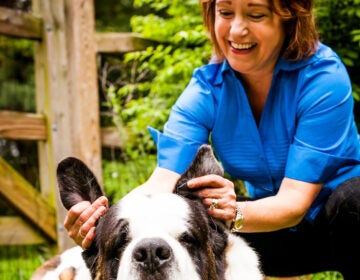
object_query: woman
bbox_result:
[65,0,360,278]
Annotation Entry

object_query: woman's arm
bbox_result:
[238,178,323,232]
[188,176,323,232]
[130,167,181,195]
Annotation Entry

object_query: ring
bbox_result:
[209,198,218,210]
[79,227,86,239]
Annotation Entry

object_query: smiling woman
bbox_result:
[212,0,286,122]
[202,0,318,62]
[215,0,285,79]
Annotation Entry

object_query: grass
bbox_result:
[266,271,344,279]
[102,154,156,202]
[0,245,52,279]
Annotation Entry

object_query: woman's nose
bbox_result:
[230,17,249,37]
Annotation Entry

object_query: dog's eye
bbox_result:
[107,221,130,257]
[179,232,197,247]
[116,224,130,249]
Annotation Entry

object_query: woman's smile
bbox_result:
[230,41,257,51]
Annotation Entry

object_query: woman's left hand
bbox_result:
[187,174,237,223]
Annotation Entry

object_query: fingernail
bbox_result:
[100,206,107,214]
[187,180,194,187]
[100,196,108,204]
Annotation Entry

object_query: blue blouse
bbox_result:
[149,43,360,222]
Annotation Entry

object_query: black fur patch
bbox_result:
[57,157,105,210]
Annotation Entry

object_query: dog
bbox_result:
[31,145,262,280]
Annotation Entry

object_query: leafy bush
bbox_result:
[103,154,156,202]
[315,0,360,100]
[104,0,211,158]
[0,36,35,111]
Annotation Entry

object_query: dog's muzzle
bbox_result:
[133,238,173,273]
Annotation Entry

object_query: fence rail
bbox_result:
[0,6,42,40]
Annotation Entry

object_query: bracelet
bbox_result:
[230,203,245,233]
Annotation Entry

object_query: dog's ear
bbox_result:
[175,145,223,195]
[57,157,105,210]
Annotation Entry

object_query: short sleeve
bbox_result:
[148,67,219,174]
[285,56,359,183]
[148,127,202,174]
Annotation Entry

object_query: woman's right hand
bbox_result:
[64,196,108,249]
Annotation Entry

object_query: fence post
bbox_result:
[33,0,102,251]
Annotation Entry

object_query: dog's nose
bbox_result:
[133,238,173,272]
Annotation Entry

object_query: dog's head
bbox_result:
[57,145,228,280]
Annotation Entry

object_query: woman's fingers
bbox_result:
[204,196,236,220]
[187,175,236,222]
[64,196,108,247]
[82,227,96,249]
[187,174,228,189]
[188,175,235,199]
[79,202,107,234]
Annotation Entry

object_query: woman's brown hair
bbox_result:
[200,0,319,61]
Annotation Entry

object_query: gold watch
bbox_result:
[230,205,244,233]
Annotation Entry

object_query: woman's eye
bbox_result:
[217,9,234,18]
[248,14,265,20]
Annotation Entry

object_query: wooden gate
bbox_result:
[0,0,152,251]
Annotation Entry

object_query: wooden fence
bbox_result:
[0,0,152,251]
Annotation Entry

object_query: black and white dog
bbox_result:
[32,145,262,280]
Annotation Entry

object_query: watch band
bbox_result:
[230,204,245,233]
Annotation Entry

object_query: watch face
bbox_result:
[234,217,243,229]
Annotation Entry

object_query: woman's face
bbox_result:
[214,0,285,76]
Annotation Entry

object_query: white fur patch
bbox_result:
[116,193,201,280]
[225,234,263,280]
[119,193,191,237]
[39,246,90,280]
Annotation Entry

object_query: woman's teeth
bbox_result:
[231,42,255,50]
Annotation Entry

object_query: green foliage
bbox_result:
[103,154,156,202]
[94,0,154,32]
[132,0,206,45]
[315,0,360,100]
[265,272,343,280]
[315,0,360,65]
[105,0,211,158]
[0,245,50,280]
[309,271,344,280]
[0,36,35,112]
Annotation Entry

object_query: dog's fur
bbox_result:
[31,145,262,280]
